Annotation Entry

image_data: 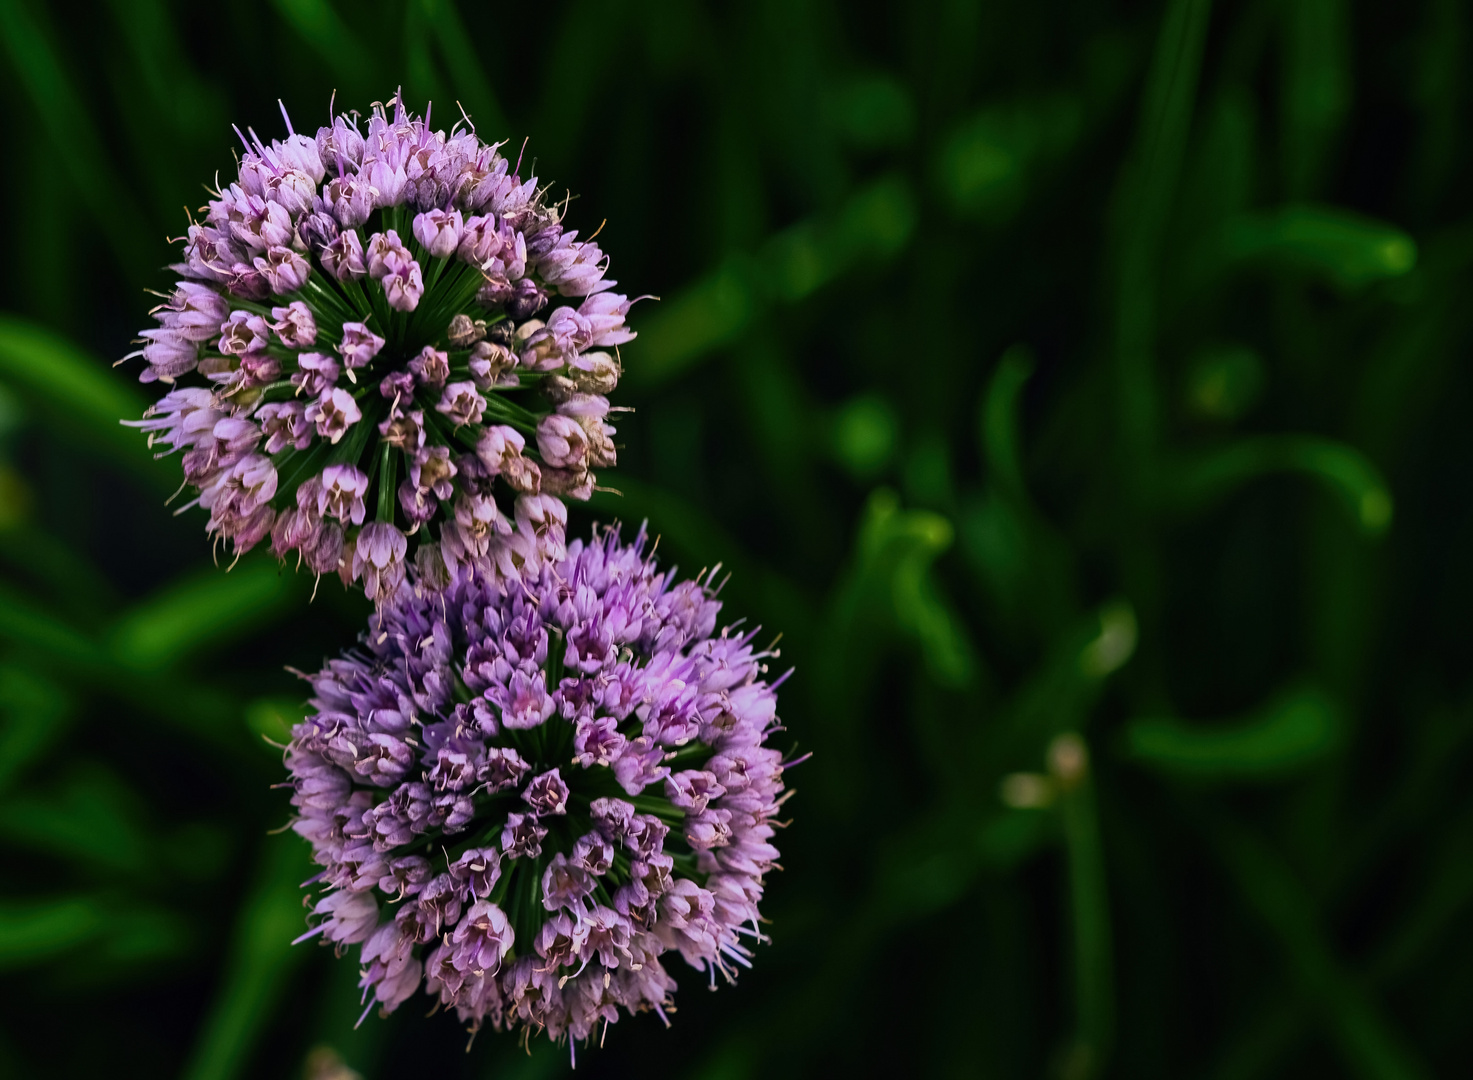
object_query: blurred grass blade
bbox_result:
[1169,434,1393,534]
[981,345,1035,498]
[109,556,308,672]
[0,316,160,487]
[1114,0,1213,457]
[182,838,313,1080]
[830,393,899,478]
[102,0,218,135]
[0,665,71,791]
[1125,684,1342,779]
[0,0,151,274]
[1281,0,1352,197]
[1224,205,1417,287]
[1129,0,1214,242]
[0,763,150,873]
[1216,824,1432,1080]
[417,0,512,138]
[0,582,104,668]
[267,0,370,87]
[633,258,758,387]
[1369,803,1473,983]
[403,0,452,112]
[632,177,917,388]
[0,897,103,968]
[1078,600,1137,679]
[763,175,916,302]
[936,97,1082,222]
[976,807,1057,871]
[244,697,307,753]
[855,488,975,688]
[589,474,811,640]
[1051,734,1114,1075]
[0,523,122,616]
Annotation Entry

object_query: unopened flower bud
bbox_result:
[571,351,620,395]
[447,314,486,349]
[541,375,577,405]
[536,414,588,469]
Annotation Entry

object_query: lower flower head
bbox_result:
[285,525,792,1048]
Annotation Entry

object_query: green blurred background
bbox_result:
[0,0,1468,1076]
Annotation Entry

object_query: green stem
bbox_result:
[376,442,397,523]
[628,795,686,825]
[1058,745,1114,1075]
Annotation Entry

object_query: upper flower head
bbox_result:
[122,93,639,600]
[284,526,792,1050]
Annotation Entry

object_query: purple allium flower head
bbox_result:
[122,92,643,598]
[283,526,793,1051]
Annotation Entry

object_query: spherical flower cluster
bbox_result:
[285,526,791,1049]
[123,93,635,600]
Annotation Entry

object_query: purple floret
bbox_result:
[283,526,793,1051]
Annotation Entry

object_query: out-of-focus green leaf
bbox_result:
[902,430,956,507]
[0,582,103,667]
[981,346,1035,497]
[0,463,31,532]
[830,394,899,478]
[403,0,452,117]
[0,0,151,272]
[182,838,314,1080]
[0,895,185,971]
[831,174,917,263]
[633,258,758,386]
[0,317,158,486]
[1184,343,1265,421]
[0,897,103,968]
[959,492,1030,601]
[0,664,71,791]
[162,821,233,884]
[0,763,150,873]
[101,0,223,148]
[937,97,1082,221]
[0,523,121,615]
[267,0,370,86]
[245,697,306,753]
[939,115,1024,220]
[855,488,974,687]
[963,346,1066,626]
[830,73,916,150]
[1112,0,1213,464]
[1078,600,1137,678]
[977,808,1057,870]
[98,906,192,963]
[762,175,914,301]
[417,0,512,139]
[1125,684,1343,778]
[1223,205,1417,288]
[1216,824,1432,1080]
[109,557,307,672]
[1054,734,1115,1072]
[873,816,988,919]
[687,1044,756,1080]
[0,380,22,436]
[1168,434,1393,534]
[1281,0,1350,197]
[633,176,916,386]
